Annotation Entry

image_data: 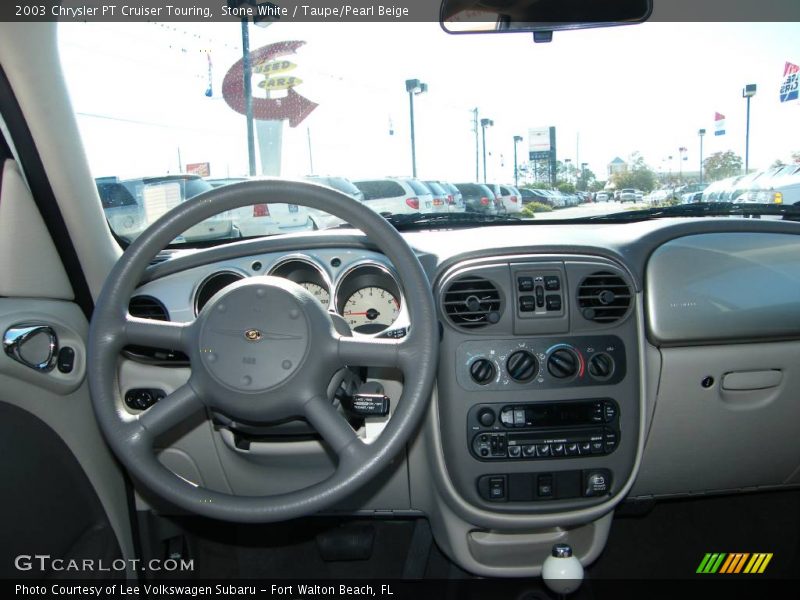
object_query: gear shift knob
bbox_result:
[542,543,584,596]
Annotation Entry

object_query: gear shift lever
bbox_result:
[542,543,584,596]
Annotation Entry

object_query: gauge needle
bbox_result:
[345,312,369,315]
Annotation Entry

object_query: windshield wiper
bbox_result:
[379,211,523,231]
[583,202,800,223]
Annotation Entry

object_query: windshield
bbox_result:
[58,21,800,243]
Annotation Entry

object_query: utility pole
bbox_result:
[472,108,479,182]
[742,84,757,174]
[698,129,706,184]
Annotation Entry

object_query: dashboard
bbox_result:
[122,218,800,577]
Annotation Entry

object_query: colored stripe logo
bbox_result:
[696,553,773,574]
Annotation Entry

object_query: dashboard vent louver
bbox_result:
[128,295,169,321]
[577,272,631,323]
[442,276,502,329]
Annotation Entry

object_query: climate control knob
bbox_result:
[470,358,496,385]
[588,353,615,380]
[547,348,579,379]
[506,350,539,383]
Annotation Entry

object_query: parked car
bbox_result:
[353,177,434,215]
[438,181,465,212]
[498,185,523,214]
[453,182,499,214]
[733,165,800,204]
[619,188,637,202]
[595,190,613,202]
[97,174,235,242]
[483,183,506,213]
[423,180,451,212]
[520,187,553,206]
[206,177,317,236]
[302,175,365,228]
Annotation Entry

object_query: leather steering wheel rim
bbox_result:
[87,179,439,523]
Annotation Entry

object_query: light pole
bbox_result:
[405,78,427,177]
[564,158,572,186]
[480,118,493,183]
[678,147,687,183]
[742,83,757,174]
[698,129,706,184]
[580,162,588,191]
[513,135,523,188]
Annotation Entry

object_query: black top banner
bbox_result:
[2,0,800,22]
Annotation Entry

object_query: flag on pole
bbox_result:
[714,112,725,136]
[204,51,213,97]
[780,61,799,103]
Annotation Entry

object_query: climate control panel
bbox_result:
[456,335,625,391]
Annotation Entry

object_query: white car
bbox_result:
[619,188,637,202]
[735,165,800,204]
[595,191,613,202]
[97,175,235,243]
[353,177,435,215]
[498,185,523,214]
[303,175,365,229]
[206,177,317,237]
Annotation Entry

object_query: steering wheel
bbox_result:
[87,180,439,523]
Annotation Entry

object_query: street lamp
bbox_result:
[742,83,757,174]
[405,78,428,177]
[698,129,706,184]
[564,158,572,186]
[480,118,493,183]
[513,135,523,188]
[580,162,588,191]
[678,147,687,182]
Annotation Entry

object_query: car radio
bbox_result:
[467,399,620,461]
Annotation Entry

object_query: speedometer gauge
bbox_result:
[300,282,330,309]
[342,287,400,334]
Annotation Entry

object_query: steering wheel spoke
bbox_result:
[125,316,191,353]
[137,383,203,439]
[336,335,410,370]
[303,394,368,465]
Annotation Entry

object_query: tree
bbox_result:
[792,151,800,164]
[557,181,575,194]
[703,151,743,181]
[610,152,657,192]
[576,167,597,192]
[771,159,786,168]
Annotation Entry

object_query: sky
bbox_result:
[58,21,800,184]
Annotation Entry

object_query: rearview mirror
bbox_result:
[440,0,652,39]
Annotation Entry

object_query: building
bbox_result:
[607,157,627,177]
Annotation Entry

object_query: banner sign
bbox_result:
[714,112,726,136]
[780,61,799,103]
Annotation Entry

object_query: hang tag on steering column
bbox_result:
[347,393,390,417]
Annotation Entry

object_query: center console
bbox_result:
[435,257,640,514]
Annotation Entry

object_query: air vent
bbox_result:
[129,295,169,320]
[442,276,502,329]
[577,272,631,323]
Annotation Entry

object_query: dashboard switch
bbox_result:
[544,276,561,291]
[535,285,545,308]
[583,470,611,497]
[477,408,496,427]
[488,477,506,500]
[545,295,562,311]
[519,296,536,312]
[537,474,554,498]
[518,277,534,292]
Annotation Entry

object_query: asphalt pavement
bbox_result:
[530,200,647,220]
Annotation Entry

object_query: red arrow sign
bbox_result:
[222,40,318,127]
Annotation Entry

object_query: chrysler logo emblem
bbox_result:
[244,329,262,341]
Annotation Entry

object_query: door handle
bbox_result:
[3,323,58,372]
[721,369,782,391]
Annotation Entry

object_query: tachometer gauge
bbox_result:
[342,287,401,334]
[300,282,330,309]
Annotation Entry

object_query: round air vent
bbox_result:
[577,271,632,323]
[442,275,502,329]
[194,270,245,315]
[128,295,169,321]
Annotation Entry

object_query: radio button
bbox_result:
[522,444,536,457]
[566,442,579,456]
[590,441,604,454]
[604,430,618,452]
[579,441,592,454]
[604,402,617,422]
[513,408,526,426]
[536,444,551,457]
[508,445,522,458]
[551,443,565,456]
[478,408,496,427]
